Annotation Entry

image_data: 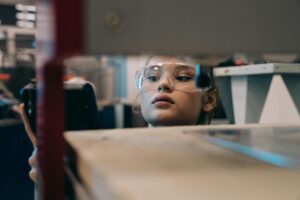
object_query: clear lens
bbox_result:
[137,65,199,93]
[135,55,215,93]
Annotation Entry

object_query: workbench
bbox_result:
[65,124,300,200]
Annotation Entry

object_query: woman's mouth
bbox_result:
[151,95,175,106]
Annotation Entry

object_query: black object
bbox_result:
[0,121,34,200]
[19,80,100,134]
[196,65,214,90]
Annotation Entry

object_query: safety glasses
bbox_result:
[135,63,214,93]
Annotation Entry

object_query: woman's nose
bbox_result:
[158,76,174,92]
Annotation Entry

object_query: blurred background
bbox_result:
[1,1,300,200]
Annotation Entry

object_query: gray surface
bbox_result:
[215,63,300,77]
[215,77,234,123]
[282,74,300,112]
[85,0,300,55]
[245,75,272,123]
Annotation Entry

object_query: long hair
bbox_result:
[197,65,218,125]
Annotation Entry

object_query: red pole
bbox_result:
[37,0,83,199]
[53,0,83,57]
[37,60,65,200]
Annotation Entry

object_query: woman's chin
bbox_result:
[148,114,185,126]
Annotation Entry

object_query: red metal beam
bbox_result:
[37,0,83,199]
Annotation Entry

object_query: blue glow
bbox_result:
[196,64,201,76]
[206,136,299,169]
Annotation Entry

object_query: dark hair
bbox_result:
[197,66,219,125]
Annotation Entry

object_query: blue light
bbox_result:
[206,136,299,169]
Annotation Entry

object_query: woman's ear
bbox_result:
[203,89,217,112]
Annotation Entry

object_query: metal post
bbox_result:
[37,0,83,199]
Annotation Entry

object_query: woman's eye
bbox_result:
[146,75,160,82]
[176,76,193,82]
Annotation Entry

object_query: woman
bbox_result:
[20,55,218,182]
[135,55,217,126]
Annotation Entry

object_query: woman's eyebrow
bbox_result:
[174,65,196,71]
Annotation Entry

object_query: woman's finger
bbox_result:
[18,103,37,146]
[28,148,38,182]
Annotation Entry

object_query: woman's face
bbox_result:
[138,56,203,126]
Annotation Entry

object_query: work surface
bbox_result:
[65,124,300,200]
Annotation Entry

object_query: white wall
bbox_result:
[260,75,300,124]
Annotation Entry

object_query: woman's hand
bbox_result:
[19,103,38,182]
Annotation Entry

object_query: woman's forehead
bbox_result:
[146,56,198,67]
